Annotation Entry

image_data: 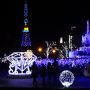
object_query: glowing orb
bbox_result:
[59,70,75,88]
[52,49,56,53]
[38,47,42,52]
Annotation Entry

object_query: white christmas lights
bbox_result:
[7,51,37,75]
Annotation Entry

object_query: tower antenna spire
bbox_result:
[24,0,28,26]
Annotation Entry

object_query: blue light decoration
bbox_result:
[82,20,90,46]
[7,50,37,75]
[69,20,90,58]
[24,0,28,25]
[84,63,90,76]
[59,70,75,88]
[21,0,31,47]
[24,2,28,17]
[76,20,90,57]
[24,18,28,25]
[21,31,31,47]
[4,54,90,75]
[34,58,90,68]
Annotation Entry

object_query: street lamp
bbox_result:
[38,47,43,52]
[52,49,56,53]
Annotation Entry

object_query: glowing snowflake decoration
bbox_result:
[7,50,37,75]
[59,70,75,88]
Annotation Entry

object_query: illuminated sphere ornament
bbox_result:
[59,70,75,88]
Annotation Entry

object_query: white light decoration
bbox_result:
[45,41,56,58]
[7,50,37,75]
[69,35,73,50]
[59,70,75,88]
[2,53,8,63]
[60,37,63,44]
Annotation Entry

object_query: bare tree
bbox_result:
[44,41,56,58]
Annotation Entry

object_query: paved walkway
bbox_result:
[0,74,90,89]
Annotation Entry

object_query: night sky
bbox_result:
[0,0,90,54]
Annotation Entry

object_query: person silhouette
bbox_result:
[47,62,52,81]
[41,64,46,86]
[52,60,59,86]
[31,61,38,87]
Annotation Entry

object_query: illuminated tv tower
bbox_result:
[21,0,31,48]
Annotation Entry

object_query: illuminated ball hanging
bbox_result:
[59,70,75,88]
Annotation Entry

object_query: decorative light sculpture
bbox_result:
[59,70,75,88]
[82,20,90,46]
[7,51,37,75]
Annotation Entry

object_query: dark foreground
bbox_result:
[0,74,90,89]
